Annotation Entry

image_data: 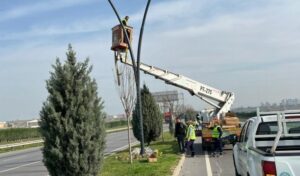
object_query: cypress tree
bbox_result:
[39,45,106,176]
[132,84,163,145]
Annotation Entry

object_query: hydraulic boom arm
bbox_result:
[117,56,234,118]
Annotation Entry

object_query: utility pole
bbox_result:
[108,0,152,155]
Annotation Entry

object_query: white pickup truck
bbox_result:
[233,109,300,176]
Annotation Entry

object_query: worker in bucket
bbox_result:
[121,16,130,47]
[122,16,129,26]
[211,120,223,157]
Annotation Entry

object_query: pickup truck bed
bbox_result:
[233,110,300,176]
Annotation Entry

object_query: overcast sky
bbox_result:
[1,0,300,121]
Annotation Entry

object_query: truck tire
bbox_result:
[233,154,241,176]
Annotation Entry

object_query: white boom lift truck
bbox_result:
[110,24,240,149]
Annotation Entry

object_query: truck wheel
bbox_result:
[233,155,241,176]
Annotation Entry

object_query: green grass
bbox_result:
[0,142,43,154]
[100,132,181,176]
[0,128,41,144]
[105,120,128,129]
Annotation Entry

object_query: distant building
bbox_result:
[280,98,300,107]
[106,114,126,122]
[27,119,40,128]
[7,119,40,128]
[8,120,27,128]
[234,98,300,113]
[232,106,256,113]
[0,122,6,128]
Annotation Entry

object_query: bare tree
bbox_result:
[114,64,136,163]
[175,104,197,121]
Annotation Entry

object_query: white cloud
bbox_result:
[2,0,300,120]
[140,0,300,68]
[0,0,98,22]
[0,18,115,42]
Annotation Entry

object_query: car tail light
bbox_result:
[262,161,276,176]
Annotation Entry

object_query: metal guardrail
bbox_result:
[0,139,43,150]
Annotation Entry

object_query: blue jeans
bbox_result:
[213,138,223,153]
[176,135,185,153]
[186,140,195,156]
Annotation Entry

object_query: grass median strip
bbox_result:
[101,132,181,176]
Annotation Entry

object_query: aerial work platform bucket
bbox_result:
[111,25,133,51]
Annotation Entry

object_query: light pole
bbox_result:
[107,0,152,155]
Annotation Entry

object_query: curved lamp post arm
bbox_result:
[136,0,152,155]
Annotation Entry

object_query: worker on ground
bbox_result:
[174,117,186,154]
[211,121,223,157]
[185,120,196,157]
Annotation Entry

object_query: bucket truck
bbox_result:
[110,24,240,149]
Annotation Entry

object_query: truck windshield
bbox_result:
[256,121,300,135]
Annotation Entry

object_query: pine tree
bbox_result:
[39,45,106,176]
[132,84,163,145]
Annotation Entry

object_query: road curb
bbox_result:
[172,154,185,176]
[106,127,131,133]
[0,140,43,150]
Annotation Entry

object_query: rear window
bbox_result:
[287,122,300,134]
[256,122,278,135]
[256,121,300,135]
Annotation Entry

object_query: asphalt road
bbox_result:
[0,130,137,176]
[179,138,235,176]
[0,126,236,176]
